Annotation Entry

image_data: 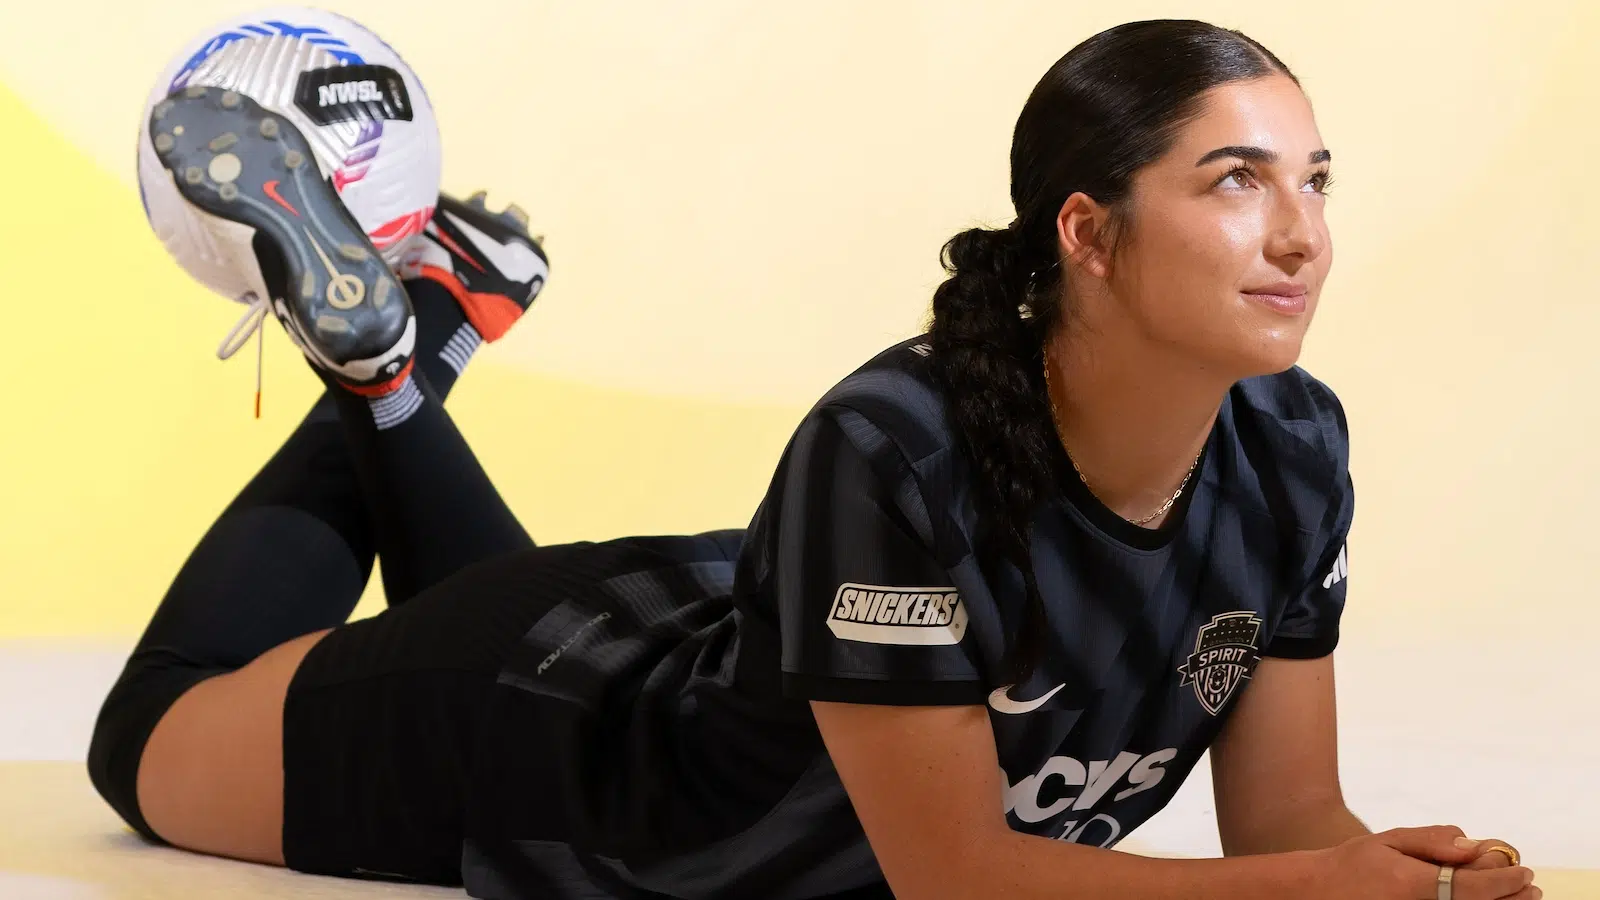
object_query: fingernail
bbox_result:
[1533,887,1544,899]
[1453,837,1480,850]
[1524,869,1536,886]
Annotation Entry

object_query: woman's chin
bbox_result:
[1213,331,1307,381]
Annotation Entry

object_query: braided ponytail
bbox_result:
[928,225,1061,685]
[926,20,1297,683]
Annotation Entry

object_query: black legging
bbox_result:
[86,277,535,842]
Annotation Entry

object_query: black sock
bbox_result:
[407,275,481,398]
[104,272,514,685]
[88,270,522,841]
[117,274,491,678]
[323,369,533,606]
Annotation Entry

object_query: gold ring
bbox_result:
[1483,845,1521,867]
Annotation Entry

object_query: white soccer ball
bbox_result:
[137,6,441,345]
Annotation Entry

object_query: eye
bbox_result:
[1304,169,1336,195]
[1216,163,1258,190]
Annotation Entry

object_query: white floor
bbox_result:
[1,635,1596,898]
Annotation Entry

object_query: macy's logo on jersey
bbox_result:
[319,80,385,106]
[1003,747,1179,845]
[826,583,969,646]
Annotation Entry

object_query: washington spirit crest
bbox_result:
[1177,612,1264,715]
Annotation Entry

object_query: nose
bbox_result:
[1266,188,1327,265]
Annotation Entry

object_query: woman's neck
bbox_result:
[1046,328,1228,527]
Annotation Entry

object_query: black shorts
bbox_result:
[280,543,589,883]
[277,533,745,885]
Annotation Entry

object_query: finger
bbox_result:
[1461,839,1516,871]
[1377,825,1481,864]
[1460,836,1507,871]
[1452,865,1536,900]
[1471,840,1521,868]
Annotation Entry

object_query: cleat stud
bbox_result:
[208,152,242,184]
[315,315,352,334]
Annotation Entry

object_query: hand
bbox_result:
[1313,826,1539,900]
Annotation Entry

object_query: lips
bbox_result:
[1241,282,1309,315]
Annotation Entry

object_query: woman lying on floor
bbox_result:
[89,18,1535,900]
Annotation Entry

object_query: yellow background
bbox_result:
[1,0,1597,643]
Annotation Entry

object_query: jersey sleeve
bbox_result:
[1264,379,1354,660]
[776,408,987,707]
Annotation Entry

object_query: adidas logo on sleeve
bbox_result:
[1321,544,1348,589]
[826,584,968,645]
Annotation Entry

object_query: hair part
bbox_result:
[927,20,1296,685]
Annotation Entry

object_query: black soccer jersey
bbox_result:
[461,335,1353,900]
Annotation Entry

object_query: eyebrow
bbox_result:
[1196,146,1332,166]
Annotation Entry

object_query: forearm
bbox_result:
[1222,800,1370,856]
[923,832,1323,900]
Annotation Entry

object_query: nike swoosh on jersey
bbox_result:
[988,682,1067,715]
[441,210,547,282]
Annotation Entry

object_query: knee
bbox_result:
[87,650,226,844]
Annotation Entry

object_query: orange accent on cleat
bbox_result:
[343,358,415,397]
[418,264,469,301]
[263,180,300,217]
[417,264,525,342]
[458,293,525,342]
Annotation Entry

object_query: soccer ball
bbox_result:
[137,6,441,352]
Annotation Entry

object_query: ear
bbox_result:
[1056,192,1113,280]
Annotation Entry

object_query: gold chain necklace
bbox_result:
[1042,362,1200,528]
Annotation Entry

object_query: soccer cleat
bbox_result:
[415,190,549,342]
[150,86,416,396]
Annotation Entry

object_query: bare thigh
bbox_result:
[134,628,333,867]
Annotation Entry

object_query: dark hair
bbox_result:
[927,20,1297,684]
